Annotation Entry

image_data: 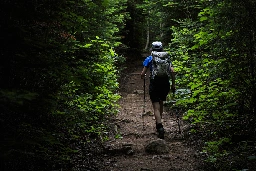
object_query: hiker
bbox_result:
[140,41,175,139]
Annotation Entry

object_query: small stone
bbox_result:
[133,89,144,94]
[126,149,134,155]
[122,143,134,155]
[142,111,153,117]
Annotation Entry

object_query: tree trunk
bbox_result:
[144,19,150,51]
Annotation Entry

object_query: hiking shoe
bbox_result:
[157,127,165,139]
[156,123,165,139]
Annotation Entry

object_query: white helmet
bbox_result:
[152,41,163,51]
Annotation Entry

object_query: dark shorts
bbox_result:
[149,77,170,103]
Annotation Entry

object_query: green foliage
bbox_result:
[168,0,256,170]
[203,138,231,163]
[1,0,127,170]
[57,37,122,135]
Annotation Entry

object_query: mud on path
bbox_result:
[103,56,201,171]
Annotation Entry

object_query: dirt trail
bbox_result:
[103,57,200,171]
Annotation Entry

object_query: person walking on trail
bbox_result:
[140,41,175,139]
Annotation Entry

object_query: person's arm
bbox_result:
[141,56,151,79]
[141,66,148,79]
[170,65,176,93]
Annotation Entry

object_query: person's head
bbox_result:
[151,41,163,52]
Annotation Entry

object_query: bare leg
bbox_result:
[152,102,162,124]
[153,101,165,139]
[159,100,164,119]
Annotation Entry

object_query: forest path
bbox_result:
[103,56,200,171]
